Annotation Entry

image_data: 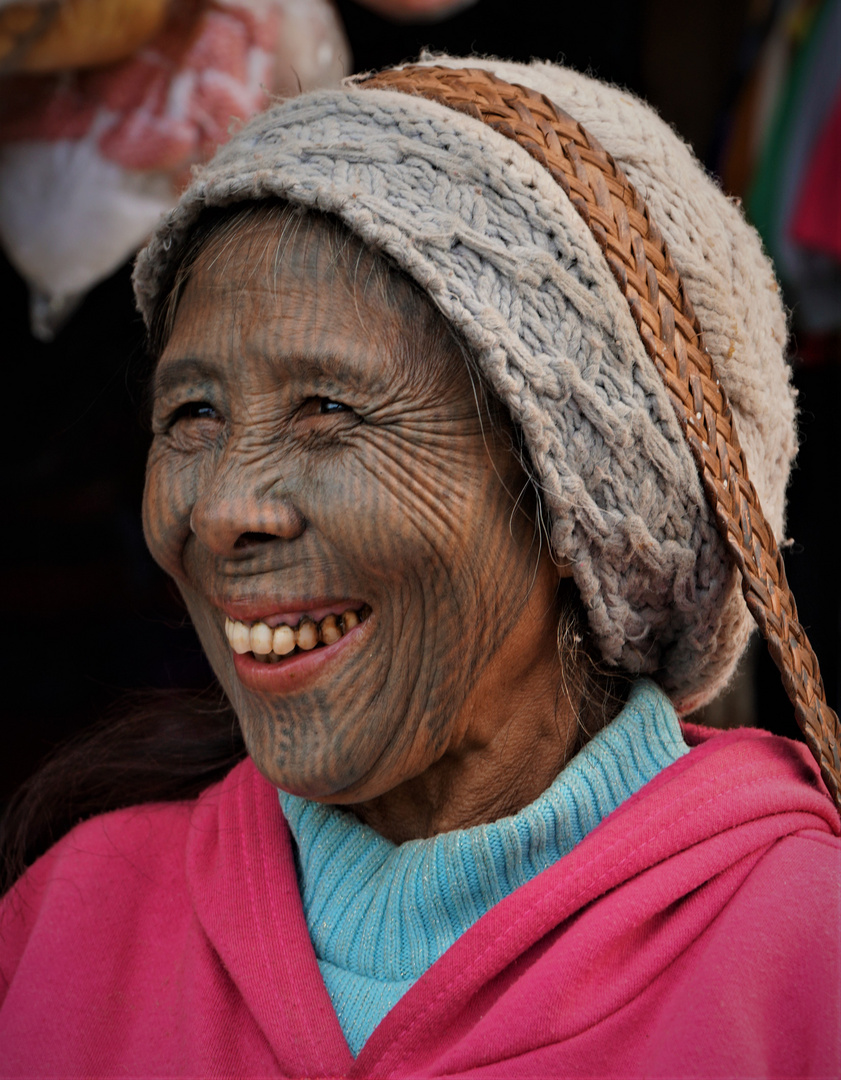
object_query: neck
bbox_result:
[347,722,579,843]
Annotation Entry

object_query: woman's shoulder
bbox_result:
[641,716,841,830]
[0,757,304,1077]
[0,758,261,990]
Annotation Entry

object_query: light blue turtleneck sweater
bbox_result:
[278,679,687,1055]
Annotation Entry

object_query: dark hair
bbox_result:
[0,687,244,895]
[1,201,628,895]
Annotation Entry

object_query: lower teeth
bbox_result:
[252,644,325,664]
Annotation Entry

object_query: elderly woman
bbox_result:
[1,56,839,1078]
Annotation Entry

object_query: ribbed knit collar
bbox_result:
[279,679,687,1052]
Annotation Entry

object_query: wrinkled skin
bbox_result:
[144,212,576,840]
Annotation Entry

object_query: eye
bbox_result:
[298,396,356,419]
[319,398,351,414]
[169,401,220,425]
[295,396,360,437]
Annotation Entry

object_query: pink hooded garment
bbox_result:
[1,722,839,1078]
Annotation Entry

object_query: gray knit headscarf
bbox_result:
[133,54,796,714]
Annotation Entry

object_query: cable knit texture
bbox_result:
[278,680,688,1055]
[133,55,796,710]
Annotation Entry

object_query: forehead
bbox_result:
[157,211,431,393]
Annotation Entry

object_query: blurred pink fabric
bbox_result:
[0,0,349,337]
[1,2,283,180]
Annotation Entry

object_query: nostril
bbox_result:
[190,498,306,553]
[234,531,277,549]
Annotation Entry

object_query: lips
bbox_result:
[224,604,372,663]
[225,602,372,695]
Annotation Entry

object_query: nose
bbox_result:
[189,461,306,557]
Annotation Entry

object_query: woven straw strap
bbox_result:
[360,64,841,808]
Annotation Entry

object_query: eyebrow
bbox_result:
[274,352,378,393]
[153,347,394,400]
[152,358,221,399]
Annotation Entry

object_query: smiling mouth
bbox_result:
[224,605,372,663]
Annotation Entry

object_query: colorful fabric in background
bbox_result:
[721,0,841,337]
[0,0,475,339]
[791,85,841,262]
[0,0,352,338]
[714,0,840,726]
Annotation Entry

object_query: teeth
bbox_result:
[250,623,273,655]
[319,614,341,645]
[273,624,295,656]
[224,606,369,660]
[296,617,318,651]
[230,619,252,655]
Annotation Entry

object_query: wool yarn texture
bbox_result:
[134,54,796,712]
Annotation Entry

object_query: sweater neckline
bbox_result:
[279,679,687,984]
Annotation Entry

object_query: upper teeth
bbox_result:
[224,607,368,658]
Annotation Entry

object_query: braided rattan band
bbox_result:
[360,64,841,809]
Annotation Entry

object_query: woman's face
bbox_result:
[144,212,566,812]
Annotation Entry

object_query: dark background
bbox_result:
[2,0,837,809]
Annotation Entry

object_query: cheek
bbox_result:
[341,435,470,549]
[355,442,512,585]
[180,583,232,680]
[142,441,199,580]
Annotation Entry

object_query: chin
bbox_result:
[247,741,373,804]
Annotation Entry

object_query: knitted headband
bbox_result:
[132,54,838,799]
